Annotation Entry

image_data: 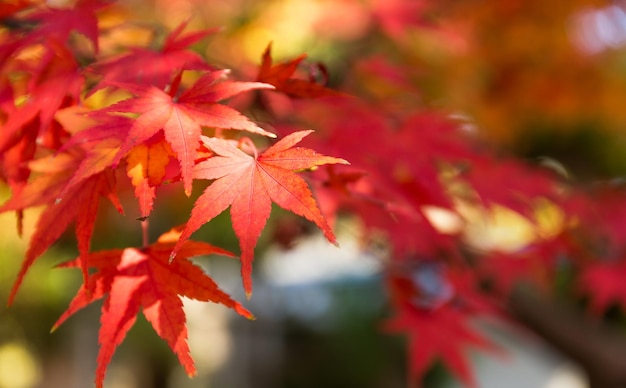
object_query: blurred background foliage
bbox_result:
[92,0,626,178]
[3,0,626,387]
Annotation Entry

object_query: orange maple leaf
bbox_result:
[171,130,349,296]
[52,229,253,388]
[126,136,176,218]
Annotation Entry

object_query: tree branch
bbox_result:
[508,283,626,388]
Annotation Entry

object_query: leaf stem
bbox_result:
[141,219,149,247]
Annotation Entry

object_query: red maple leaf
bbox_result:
[580,261,626,314]
[0,41,83,155]
[0,42,83,223]
[23,0,112,53]
[256,43,343,98]
[385,306,498,388]
[90,21,217,91]
[56,112,128,148]
[311,165,368,229]
[1,149,122,304]
[171,130,349,296]
[102,70,275,195]
[52,228,253,388]
[385,264,501,388]
[0,119,37,234]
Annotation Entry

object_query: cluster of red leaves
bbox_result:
[2,1,626,387]
[0,1,345,387]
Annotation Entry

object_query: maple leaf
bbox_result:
[126,135,176,218]
[103,69,275,195]
[311,165,368,228]
[0,120,37,234]
[90,21,217,91]
[256,43,343,98]
[1,150,122,305]
[0,41,83,155]
[57,113,130,152]
[59,138,121,198]
[385,307,497,388]
[52,229,253,388]
[580,262,626,314]
[384,263,501,388]
[58,112,173,219]
[0,42,83,221]
[23,0,112,53]
[171,130,349,296]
